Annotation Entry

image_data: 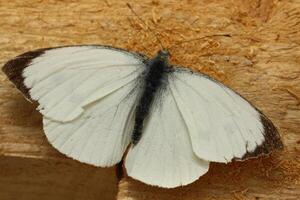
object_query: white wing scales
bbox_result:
[4,45,146,167]
[23,46,144,122]
[169,68,269,163]
[125,88,209,188]
[44,81,138,166]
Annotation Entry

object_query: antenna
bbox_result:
[168,33,231,51]
[126,3,165,50]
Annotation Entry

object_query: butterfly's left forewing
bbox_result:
[3,45,146,122]
[168,67,283,163]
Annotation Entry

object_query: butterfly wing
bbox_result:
[168,67,283,163]
[3,45,147,122]
[3,45,147,166]
[125,86,209,188]
[43,81,138,166]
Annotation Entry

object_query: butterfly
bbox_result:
[2,45,283,188]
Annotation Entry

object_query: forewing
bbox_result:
[125,87,209,188]
[169,67,283,163]
[2,45,147,122]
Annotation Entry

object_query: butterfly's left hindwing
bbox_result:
[3,45,147,167]
[168,67,283,163]
[43,81,138,167]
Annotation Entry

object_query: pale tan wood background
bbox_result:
[0,0,299,200]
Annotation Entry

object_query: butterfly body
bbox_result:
[132,50,171,144]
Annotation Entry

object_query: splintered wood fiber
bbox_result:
[0,0,299,200]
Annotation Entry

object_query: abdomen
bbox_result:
[131,59,169,144]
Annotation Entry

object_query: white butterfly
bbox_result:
[3,45,283,188]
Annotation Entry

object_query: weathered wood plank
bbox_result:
[0,0,299,200]
[117,0,300,199]
[0,156,117,200]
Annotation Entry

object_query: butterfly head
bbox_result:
[156,49,170,62]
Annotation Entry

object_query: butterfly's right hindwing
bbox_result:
[125,87,209,188]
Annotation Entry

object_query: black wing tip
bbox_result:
[2,49,46,100]
[237,114,284,161]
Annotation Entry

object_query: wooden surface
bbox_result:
[0,156,117,200]
[0,0,299,200]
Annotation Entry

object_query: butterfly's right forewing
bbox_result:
[169,67,283,163]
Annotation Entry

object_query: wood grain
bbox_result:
[0,156,117,200]
[0,0,299,200]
